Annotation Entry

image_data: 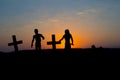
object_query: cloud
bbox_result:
[49,19,60,22]
[77,9,97,16]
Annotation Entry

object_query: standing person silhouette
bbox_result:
[59,29,74,50]
[31,29,45,50]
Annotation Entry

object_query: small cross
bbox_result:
[47,34,61,50]
[8,35,23,52]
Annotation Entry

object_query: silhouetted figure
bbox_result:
[59,29,74,50]
[91,45,96,49]
[99,46,103,48]
[8,35,23,52]
[47,34,61,50]
[31,29,45,50]
[99,46,103,50]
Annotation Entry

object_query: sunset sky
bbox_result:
[0,0,120,52]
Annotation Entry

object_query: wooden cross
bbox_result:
[8,35,23,52]
[47,34,61,50]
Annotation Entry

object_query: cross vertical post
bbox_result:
[52,35,55,49]
[13,35,18,51]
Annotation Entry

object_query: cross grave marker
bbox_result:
[8,35,23,52]
[47,34,61,50]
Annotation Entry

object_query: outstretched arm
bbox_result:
[59,36,64,42]
[41,34,45,40]
[31,37,34,48]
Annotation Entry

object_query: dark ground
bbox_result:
[0,48,119,65]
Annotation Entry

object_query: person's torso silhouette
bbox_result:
[31,29,45,50]
[59,29,73,50]
[63,33,72,49]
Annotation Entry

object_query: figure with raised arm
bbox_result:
[31,29,45,50]
[59,29,74,50]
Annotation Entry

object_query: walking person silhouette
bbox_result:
[59,29,74,50]
[31,29,45,50]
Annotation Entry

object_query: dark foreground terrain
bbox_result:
[0,48,119,65]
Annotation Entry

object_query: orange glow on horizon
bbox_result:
[42,31,87,49]
[18,22,91,49]
[3,16,111,51]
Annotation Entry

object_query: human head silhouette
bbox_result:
[34,29,38,34]
[65,29,70,34]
